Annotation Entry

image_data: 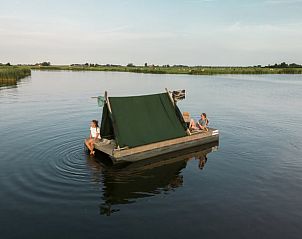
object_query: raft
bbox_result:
[91,90,219,163]
[94,128,219,163]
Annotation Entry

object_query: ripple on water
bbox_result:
[1,130,100,206]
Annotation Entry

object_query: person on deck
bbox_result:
[85,120,101,156]
[189,113,209,131]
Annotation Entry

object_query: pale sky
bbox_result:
[1,0,302,66]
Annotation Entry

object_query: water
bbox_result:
[0,71,302,239]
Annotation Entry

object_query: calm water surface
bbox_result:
[0,71,302,239]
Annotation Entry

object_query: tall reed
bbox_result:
[0,66,31,81]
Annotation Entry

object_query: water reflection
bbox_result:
[87,142,218,216]
[0,76,31,89]
[0,79,17,88]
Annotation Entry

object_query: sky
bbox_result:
[1,0,302,66]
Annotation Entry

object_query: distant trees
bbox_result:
[41,62,51,66]
[266,62,302,68]
[172,64,189,67]
[127,63,135,67]
[70,63,123,67]
[34,62,50,66]
[288,63,302,68]
[0,62,11,66]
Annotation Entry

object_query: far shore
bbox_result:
[29,65,302,75]
[1,64,302,83]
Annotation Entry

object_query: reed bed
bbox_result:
[0,66,31,81]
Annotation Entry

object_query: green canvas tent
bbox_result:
[100,92,188,148]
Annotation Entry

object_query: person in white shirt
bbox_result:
[85,120,101,156]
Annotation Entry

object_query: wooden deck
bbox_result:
[94,128,219,163]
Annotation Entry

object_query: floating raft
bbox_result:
[94,128,219,163]
[91,90,219,163]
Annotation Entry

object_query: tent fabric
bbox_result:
[100,103,114,139]
[101,92,187,148]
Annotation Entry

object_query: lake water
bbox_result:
[0,71,302,239]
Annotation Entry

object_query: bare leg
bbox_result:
[189,119,196,129]
[197,123,203,130]
[85,139,94,154]
[197,123,208,131]
[85,139,91,151]
[89,141,95,155]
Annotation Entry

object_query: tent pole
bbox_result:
[165,88,175,106]
[104,91,121,150]
[104,91,112,113]
[165,88,191,136]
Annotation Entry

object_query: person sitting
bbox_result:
[85,120,101,156]
[197,113,209,131]
[182,112,191,128]
[189,113,209,131]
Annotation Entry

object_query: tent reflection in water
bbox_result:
[94,90,219,163]
[87,142,218,216]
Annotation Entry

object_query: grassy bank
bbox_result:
[0,66,31,82]
[30,65,302,75]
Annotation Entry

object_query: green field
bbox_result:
[30,65,302,75]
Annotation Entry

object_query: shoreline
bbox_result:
[1,65,302,83]
[29,65,302,75]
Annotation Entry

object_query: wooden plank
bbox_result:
[114,134,218,162]
[93,128,219,162]
[114,128,218,158]
[94,142,115,155]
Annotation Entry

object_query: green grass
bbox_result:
[0,66,31,81]
[30,65,302,75]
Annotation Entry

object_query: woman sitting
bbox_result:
[85,120,101,155]
[189,113,209,131]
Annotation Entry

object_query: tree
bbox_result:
[127,63,135,67]
[144,62,148,67]
[289,63,302,68]
[41,62,50,66]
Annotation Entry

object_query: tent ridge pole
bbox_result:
[165,88,175,106]
[165,88,191,136]
[104,91,120,149]
[105,91,112,113]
